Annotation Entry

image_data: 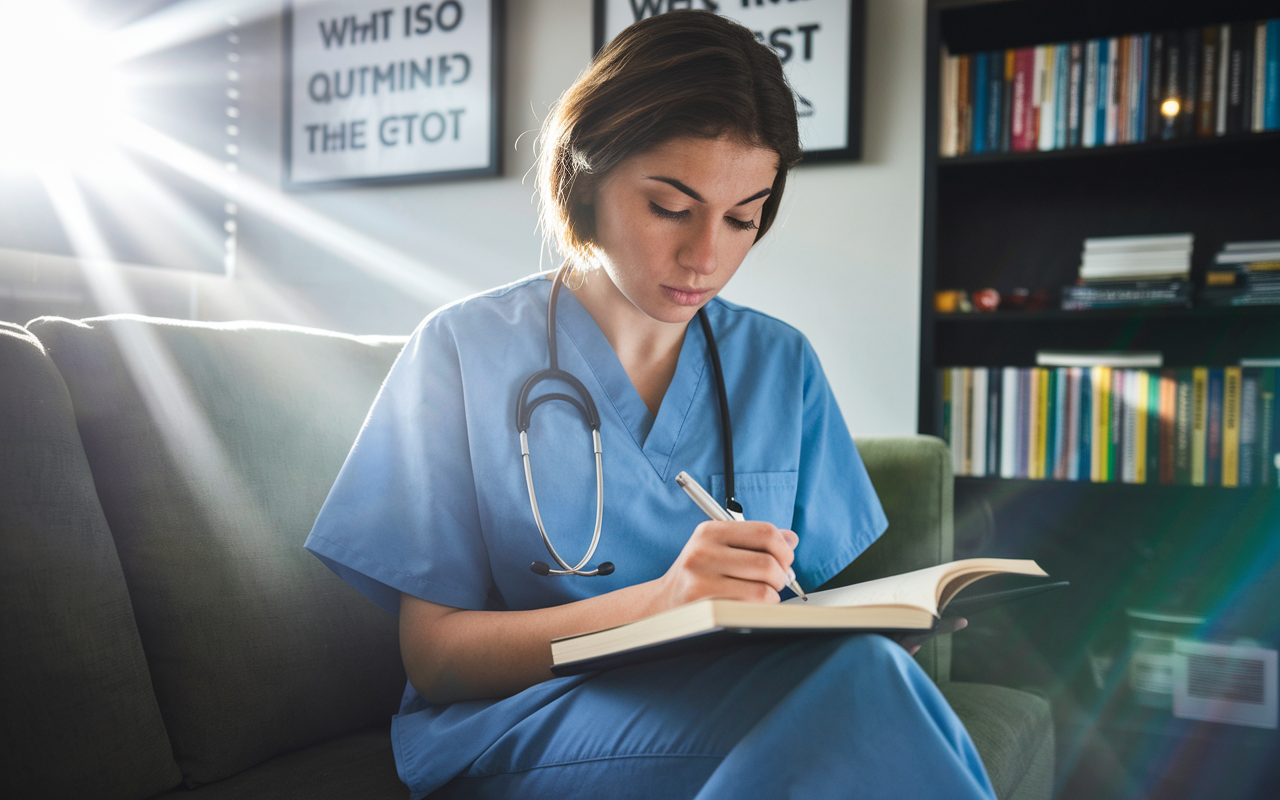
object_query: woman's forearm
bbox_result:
[400,580,667,704]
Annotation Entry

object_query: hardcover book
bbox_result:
[550,559,1051,676]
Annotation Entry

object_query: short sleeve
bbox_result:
[304,317,494,615]
[790,339,888,589]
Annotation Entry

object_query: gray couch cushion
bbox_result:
[29,315,410,787]
[155,728,405,800]
[941,682,1054,800]
[0,322,181,799]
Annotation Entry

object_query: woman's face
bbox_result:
[585,135,779,325]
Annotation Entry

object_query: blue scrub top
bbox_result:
[304,273,888,776]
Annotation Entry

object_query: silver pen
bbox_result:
[675,471,808,601]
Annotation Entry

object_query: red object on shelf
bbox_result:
[973,288,1001,311]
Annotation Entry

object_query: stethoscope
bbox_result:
[517,265,739,577]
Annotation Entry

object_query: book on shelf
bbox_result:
[1201,240,1280,307]
[938,365,1280,488]
[550,559,1052,675]
[940,17,1280,158]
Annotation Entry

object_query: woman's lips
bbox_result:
[662,285,711,305]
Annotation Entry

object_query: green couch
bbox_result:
[0,314,1052,799]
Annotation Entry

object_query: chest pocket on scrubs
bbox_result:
[709,471,799,530]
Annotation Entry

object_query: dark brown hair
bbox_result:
[537,10,801,266]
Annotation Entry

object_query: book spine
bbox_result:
[964,367,976,476]
[1068,42,1083,147]
[1217,24,1231,135]
[1097,38,1111,145]
[1039,368,1052,478]
[1106,37,1120,144]
[957,54,971,155]
[1165,31,1184,139]
[1012,48,1035,151]
[940,50,958,156]
[1255,22,1268,131]
[1263,368,1278,487]
[1146,367,1161,483]
[1036,45,1053,151]
[1066,367,1081,479]
[1176,369,1195,484]
[1017,368,1031,478]
[1083,40,1099,146]
[1056,44,1071,148]
[1092,366,1108,481]
[1079,367,1093,480]
[1240,368,1260,487]
[1110,368,1124,482]
[949,367,963,474]
[1199,25,1219,137]
[1133,34,1148,142]
[1183,27,1201,138]
[1001,366,1017,478]
[1122,370,1138,482]
[1147,31,1166,140]
[1227,22,1252,135]
[1135,370,1150,483]
[1223,366,1242,487]
[1001,49,1016,151]
[1160,369,1177,484]
[971,367,988,477]
[1026,367,1040,479]
[1207,368,1224,485]
[1116,36,1130,143]
[1267,20,1280,130]
[973,52,989,154]
[987,51,1004,152]
[1191,367,1209,485]
[1046,367,1061,477]
[987,367,1002,476]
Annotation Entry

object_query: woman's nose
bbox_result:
[678,219,718,275]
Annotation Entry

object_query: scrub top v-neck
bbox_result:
[304,272,890,789]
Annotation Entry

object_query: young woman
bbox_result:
[306,11,995,799]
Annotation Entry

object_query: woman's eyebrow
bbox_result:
[647,176,772,206]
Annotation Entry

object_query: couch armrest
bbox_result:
[821,435,955,682]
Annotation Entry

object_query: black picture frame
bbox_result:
[591,0,864,163]
[282,0,504,190]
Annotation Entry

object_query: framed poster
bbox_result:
[592,0,864,162]
[284,0,503,189]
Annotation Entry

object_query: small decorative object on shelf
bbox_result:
[938,362,1279,487]
[934,289,972,313]
[972,287,1000,312]
[1201,240,1280,306]
[939,18,1280,158]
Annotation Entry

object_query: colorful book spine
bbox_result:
[987,367,1002,477]
[971,367,988,476]
[1000,366,1018,478]
[1260,369,1277,487]
[1191,367,1208,486]
[1134,369,1150,483]
[1175,369,1194,485]
[1078,368,1093,480]
[940,17,1280,155]
[1222,367,1242,487]
[1206,368,1224,485]
[1109,368,1124,481]
[1146,368,1161,483]
[1240,368,1259,487]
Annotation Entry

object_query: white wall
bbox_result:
[237,0,926,435]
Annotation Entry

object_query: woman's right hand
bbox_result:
[655,520,798,609]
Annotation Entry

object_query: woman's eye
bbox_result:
[726,216,758,232]
[649,202,689,221]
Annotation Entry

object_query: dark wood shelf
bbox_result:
[939,130,1280,168]
[933,305,1280,323]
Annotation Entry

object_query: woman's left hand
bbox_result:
[890,617,967,656]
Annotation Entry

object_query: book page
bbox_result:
[785,558,1046,614]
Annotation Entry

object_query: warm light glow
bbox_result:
[0,2,125,172]
[1161,98,1181,118]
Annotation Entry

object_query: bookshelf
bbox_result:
[920,1,1280,797]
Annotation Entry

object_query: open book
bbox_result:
[551,558,1051,676]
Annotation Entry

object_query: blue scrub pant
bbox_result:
[420,634,995,799]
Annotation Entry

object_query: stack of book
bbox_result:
[1200,240,1280,306]
[940,19,1280,157]
[1062,234,1193,309]
[938,361,1280,487]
